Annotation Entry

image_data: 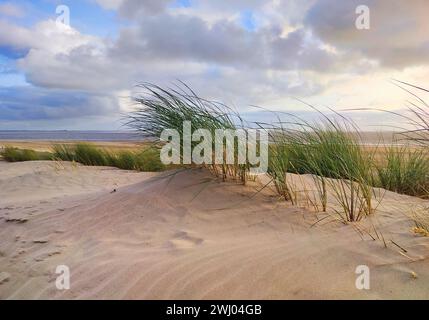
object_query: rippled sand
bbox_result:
[0,161,428,299]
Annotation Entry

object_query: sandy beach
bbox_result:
[2,0,429,307]
[1,159,428,299]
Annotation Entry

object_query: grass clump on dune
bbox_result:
[1,143,166,172]
[266,115,376,222]
[375,146,429,197]
[105,148,165,172]
[105,150,136,170]
[50,144,75,161]
[52,143,165,171]
[125,82,380,221]
[268,140,294,203]
[134,148,166,172]
[0,146,52,162]
[74,143,109,166]
[127,82,237,139]
[52,143,105,165]
[127,82,250,183]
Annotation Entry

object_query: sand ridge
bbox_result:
[0,161,428,299]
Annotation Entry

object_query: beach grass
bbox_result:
[392,80,429,145]
[126,83,429,222]
[268,142,295,203]
[0,146,52,162]
[4,83,429,225]
[127,82,237,139]
[375,146,429,197]
[1,143,165,172]
[127,82,250,182]
[266,116,376,222]
[52,143,166,171]
[105,147,166,172]
[409,207,429,237]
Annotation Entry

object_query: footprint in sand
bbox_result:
[165,231,204,250]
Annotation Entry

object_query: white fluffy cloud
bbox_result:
[0,19,100,57]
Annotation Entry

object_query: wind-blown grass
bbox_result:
[391,80,429,145]
[51,144,74,162]
[73,143,109,166]
[268,140,295,203]
[52,143,165,171]
[126,82,249,182]
[1,143,165,172]
[266,114,376,222]
[127,82,237,139]
[125,83,386,221]
[375,146,429,197]
[0,147,52,162]
[105,148,165,172]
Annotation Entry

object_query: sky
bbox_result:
[0,0,428,130]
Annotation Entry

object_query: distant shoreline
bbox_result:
[0,130,402,141]
[0,130,419,147]
[0,130,143,141]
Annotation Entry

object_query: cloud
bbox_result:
[0,86,120,121]
[111,12,348,72]
[2,0,429,129]
[0,19,121,91]
[305,0,429,68]
[0,9,341,94]
[95,0,124,10]
[0,19,99,57]
[0,2,25,18]
[95,0,173,16]
[118,0,172,17]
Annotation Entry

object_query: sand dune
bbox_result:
[0,161,428,299]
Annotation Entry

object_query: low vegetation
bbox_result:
[0,147,51,162]
[1,143,165,172]
[267,117,376,222]
[375,146,429,197]
[52,143,166,171]
[409,207,429,237]
[123,83,429,224]
[127,82,250,183]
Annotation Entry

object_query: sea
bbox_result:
[0,130,415,145]
[0,131,143,141]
